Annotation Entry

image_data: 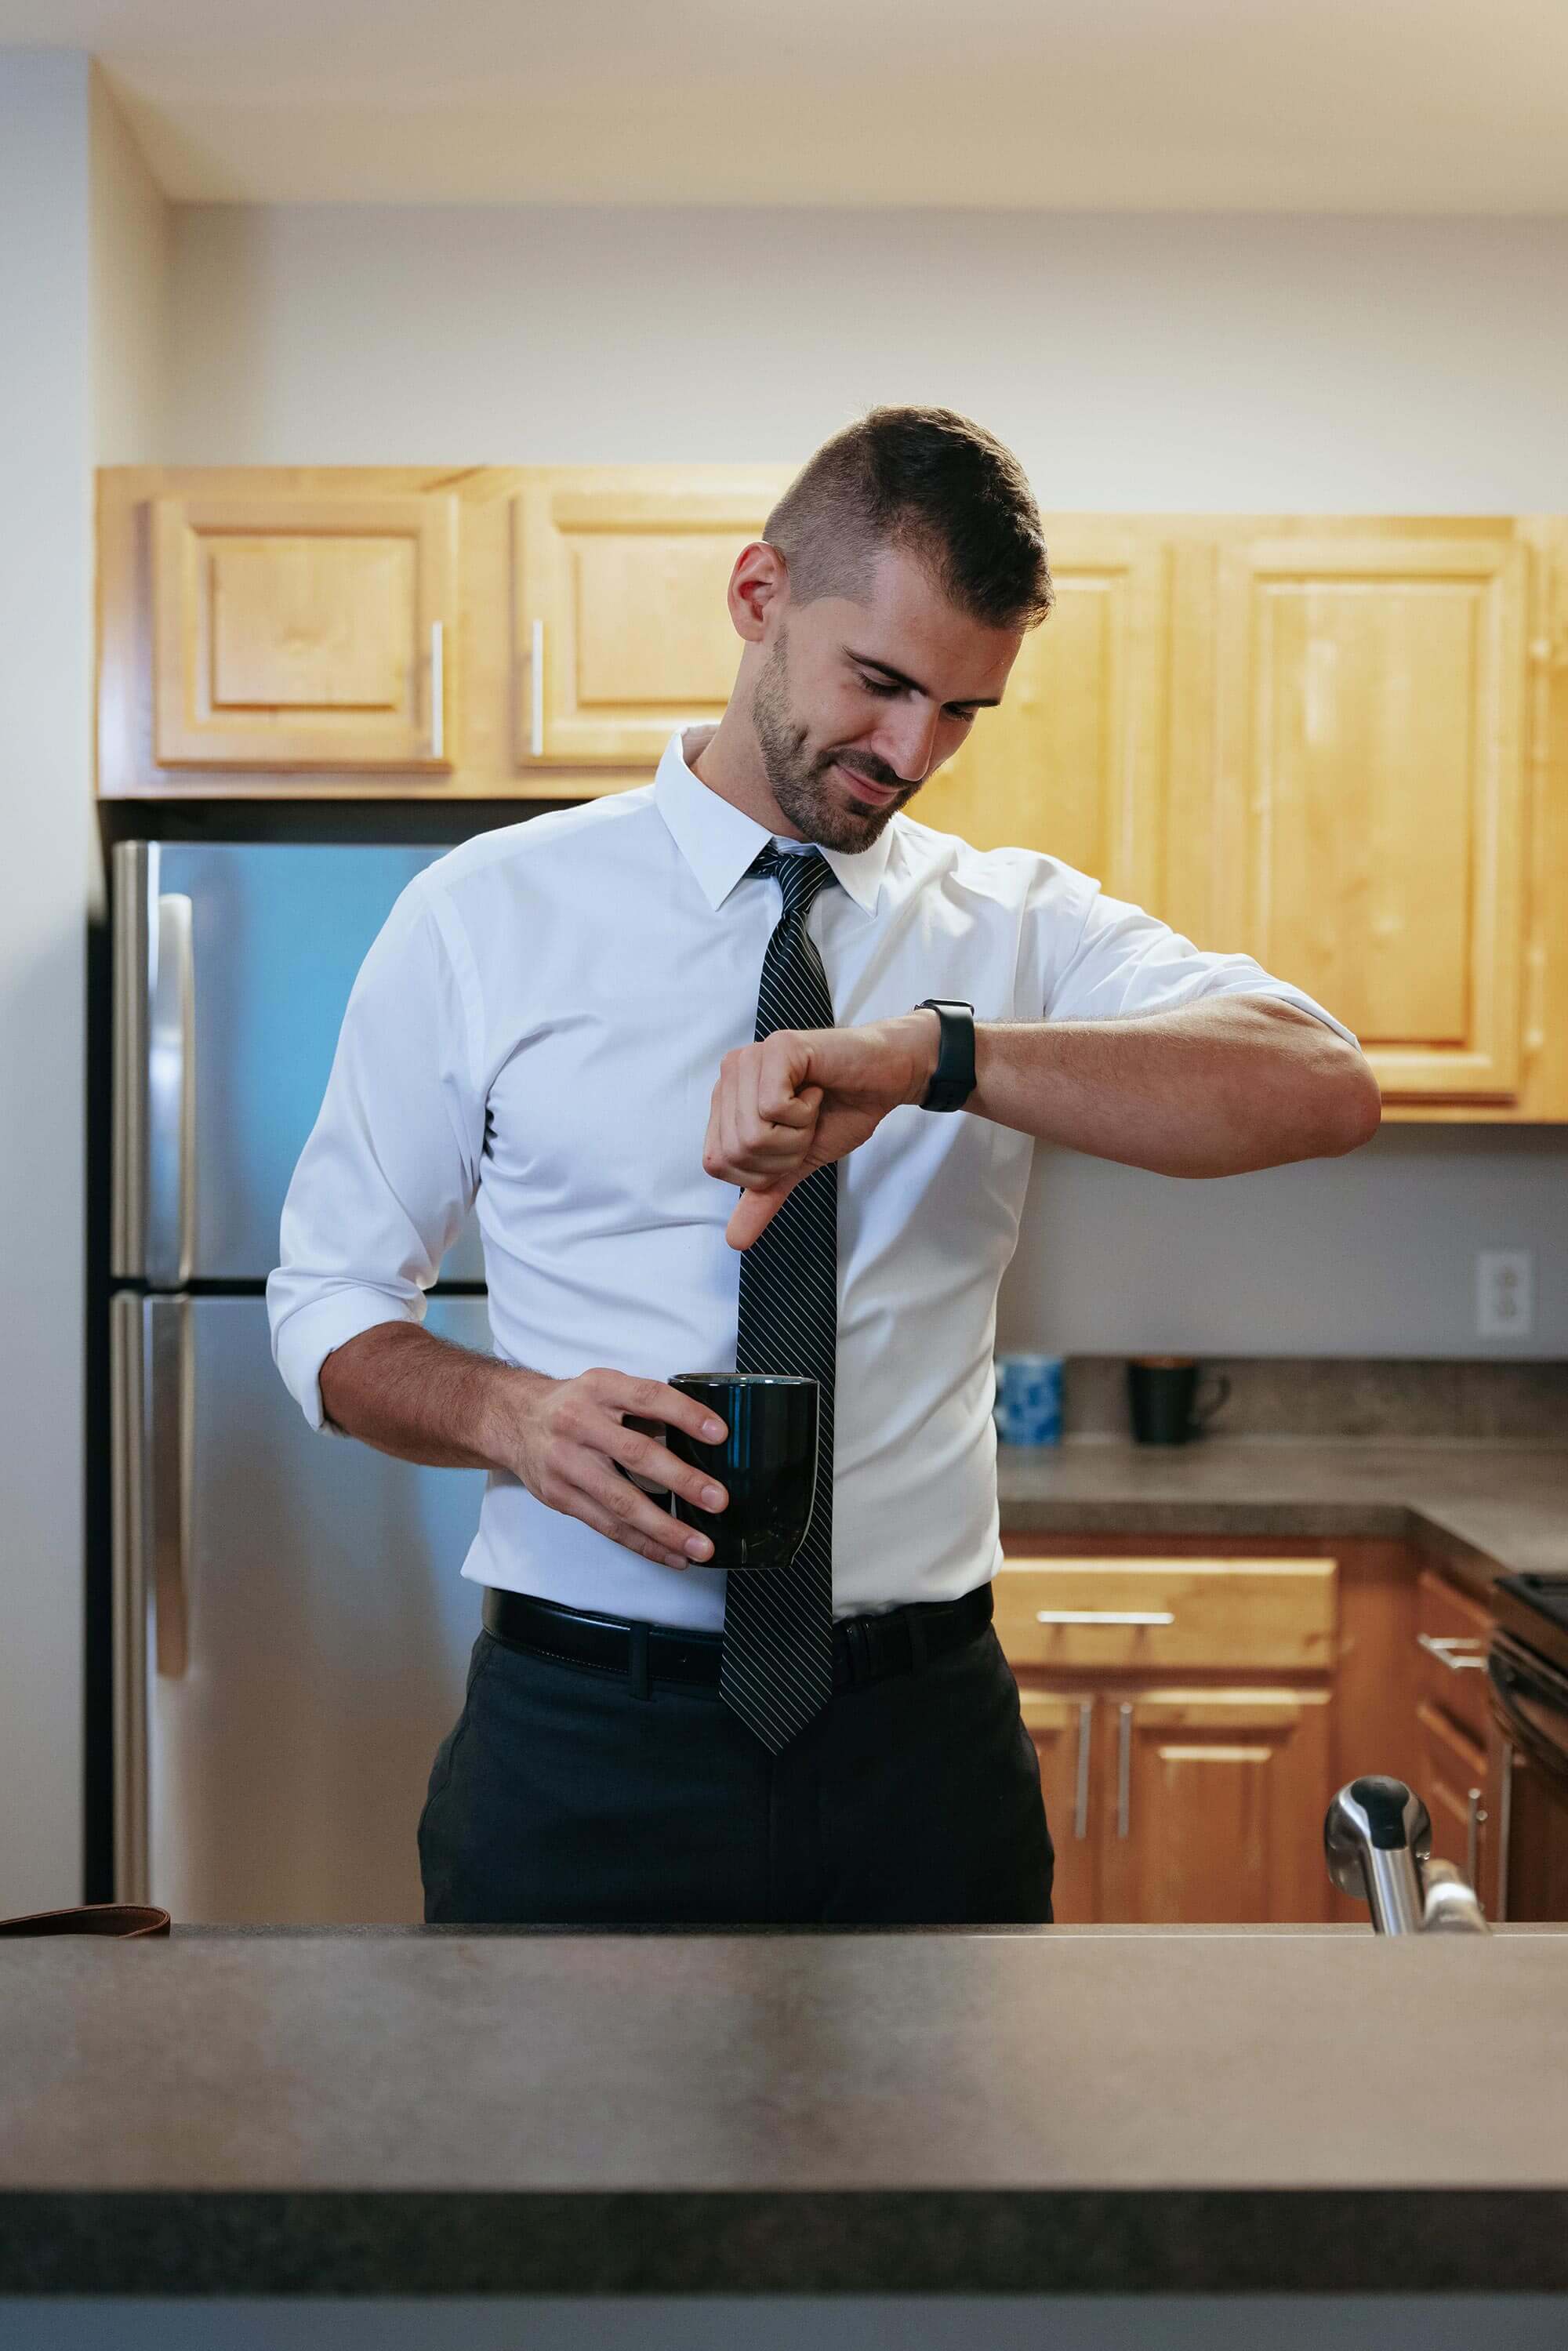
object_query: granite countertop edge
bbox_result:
[5,2185,1568,2297]
[995,1438,1568,1597]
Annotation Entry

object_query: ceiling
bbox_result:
[5,0,1567,209]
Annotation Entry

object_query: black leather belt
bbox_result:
[481,1580,994,1699]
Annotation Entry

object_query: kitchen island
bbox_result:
[3,1921,1567,2309]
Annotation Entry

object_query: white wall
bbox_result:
[159,202,1568,1358]
[0,55,168,1914]
[167,204,1568,505]
[91,63,172,466]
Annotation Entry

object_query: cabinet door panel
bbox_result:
[1415,1698,1493,1915]
[1018,1690,1098,1922]
[1214,533,1526,1100]
[1099,1688,1333,1925]
[512,470,790,765]
[152,494,457,770]
[914,526,1170,912]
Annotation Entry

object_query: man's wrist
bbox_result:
[898,1007,944,1107]
[474,1359,544,1476]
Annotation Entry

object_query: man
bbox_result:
[267,405,1380,1929]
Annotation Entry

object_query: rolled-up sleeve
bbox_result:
[267,880,486,1433]
[1040,868,1361,1048]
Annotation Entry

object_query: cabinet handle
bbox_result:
[430,622,445,761]
[1073,1699,1093,1839]
[1417,1633,1486,1672]
[1466,1787,1486,1897]
[1035,1609,1174,1627]
[1116,1702,1133,1839]
[531,618,545,758]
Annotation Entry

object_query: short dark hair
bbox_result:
[763,405,1053,633]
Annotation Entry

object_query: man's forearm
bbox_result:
[963,996,1381,1175]
[318,1321,535,1471]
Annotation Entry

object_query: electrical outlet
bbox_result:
[1475,1250,1534,1341]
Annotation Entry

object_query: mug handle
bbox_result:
[1190,1373,1231,1431]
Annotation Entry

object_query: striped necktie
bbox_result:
[719,843,839,1752]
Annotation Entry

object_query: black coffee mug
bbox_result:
[655,1373,819,1573]
[1127,1357,1231,1446]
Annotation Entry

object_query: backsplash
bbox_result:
[1056,1356,1568,1444]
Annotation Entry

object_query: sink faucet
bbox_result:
[1323,1776,1490,1934]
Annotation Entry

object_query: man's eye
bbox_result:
[858,676,898,697]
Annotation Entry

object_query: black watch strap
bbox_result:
[916,999,976,1112]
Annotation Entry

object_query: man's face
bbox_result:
[750,546,1023,853]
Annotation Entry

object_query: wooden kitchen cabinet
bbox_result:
[149,488,459,771]
[1209,526,1530,1105]
[913,522,1174,918]
[1099,1686,1333,1925]
[1019,1678,1334,1926]
[999,1550,1339,1923]
[1416,1696,1493,1914]
[1414,1565,1497,1914]
[97,476,1568,1121]
[1019,1689,1098,1923]
[510,466,790,767]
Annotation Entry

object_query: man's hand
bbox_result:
[318,1328,733,1574]
[501,1368,734,1570]
[703,1010,941,1249]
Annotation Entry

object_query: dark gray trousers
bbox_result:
[419,1607,1054,1928]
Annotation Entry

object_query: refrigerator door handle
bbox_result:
[149,1295,194,1683]
[111,1294,149,1903]
[147,893,196,1289]
[111,842,151,1280]
[111,1296,194,1907]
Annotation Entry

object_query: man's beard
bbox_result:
[750,626,916,852]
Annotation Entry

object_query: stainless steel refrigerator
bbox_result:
[110,842,492,1924]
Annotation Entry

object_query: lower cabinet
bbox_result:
[1020,1683,1333,1925]
[1415,1697,1493,1912]
[1414,1565,1497,1914]
[998,1548,1340,1923]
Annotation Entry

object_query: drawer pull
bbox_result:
[1036,1609,1175,1627]
[1117,1703,1134,1838]
[1417,1633,1486,1673]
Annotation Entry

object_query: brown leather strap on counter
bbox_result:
[0,1903,170,1938]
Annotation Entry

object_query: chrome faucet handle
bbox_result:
[1418,1856,1491,1935]
[1324,1776,1432,1934]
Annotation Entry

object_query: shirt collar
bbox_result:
[653,727,893,918]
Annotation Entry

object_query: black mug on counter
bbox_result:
[1127,1356,1231,1446]
[646,1373,820,1573]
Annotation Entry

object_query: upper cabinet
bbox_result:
[913,523,1172,915]
[151,489,458,771]
[510,468,789,767]
[96,473,1567,1119]
[1210,530,1529,1104]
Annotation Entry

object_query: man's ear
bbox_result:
[728,540,788,644]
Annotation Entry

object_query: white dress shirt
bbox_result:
[268,726,1358,1631]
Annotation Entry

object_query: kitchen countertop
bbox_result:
[3,1924,1568,2297]
[996,1437,1568,1596]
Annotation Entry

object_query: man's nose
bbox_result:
[880,703,942,785]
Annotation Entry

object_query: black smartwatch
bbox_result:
[916,999,976,1112]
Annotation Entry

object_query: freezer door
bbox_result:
[114,1291,495,1923]
[113,840,485,1284]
